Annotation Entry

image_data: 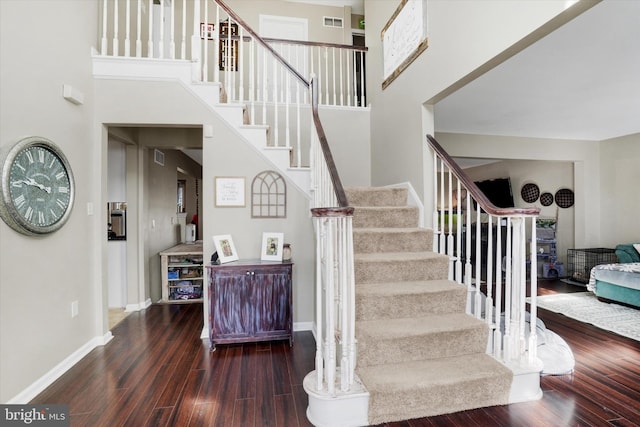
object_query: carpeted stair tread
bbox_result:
[356,313,489,366]
[357,354,512,424]
[352,206,419,229]
[346,186,408,207]
[355,279,466,320]
[355,251,450,283]
[353,227,433,253]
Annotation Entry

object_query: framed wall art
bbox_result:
[215,176,245,207]
[381,0,428,89]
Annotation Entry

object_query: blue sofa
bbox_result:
[587,243,640,308]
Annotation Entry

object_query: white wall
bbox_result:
[0,0,99,402]
[599,133,640,246]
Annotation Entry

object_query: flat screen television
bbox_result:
[474,177,515,208]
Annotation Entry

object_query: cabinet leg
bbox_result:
[209,342,216,352]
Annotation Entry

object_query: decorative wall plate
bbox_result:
[520,183,540,203]
[540,192,554,207]
[555,188,575,208]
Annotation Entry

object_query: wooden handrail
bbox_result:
[220,34,369,52]
[426,134,540,217]
[311,76,349,208]
[215,0,349,209]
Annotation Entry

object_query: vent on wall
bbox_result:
[154,149,165,166]
[323,16,343,28]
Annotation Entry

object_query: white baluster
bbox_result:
[339,48,344,106]
[169,0,175,59]
[486,215,494,327]
[180,0,186,59]
[439,160,445,253]
[214,5,220,83]
[447,170,454,280]
[455,179,462,284]
[331,47,336,105]
[359,51,365,106]
[285,45,291,151]
[262,47,267,124]
[273,54,279,146]
[202,0,209,82]
[465,193,473,313]
[474,207,482,319]
[147,0,153,58]
[324,47,329,105]
[113,0,119,56]
[158,0,164,59]
[432,154,439,251]
[124,0,131,57]
[238,27,244,101]
[136,0,142,57]
[249,38,255,123]
[494,220,503,359]
[101,0,108,55]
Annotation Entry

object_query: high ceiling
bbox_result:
[434,0,640,141]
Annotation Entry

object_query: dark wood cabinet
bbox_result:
[207,260,293,349]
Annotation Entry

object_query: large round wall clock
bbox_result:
[0,136,75,236]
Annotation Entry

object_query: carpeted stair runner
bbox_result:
[346,186,512,425]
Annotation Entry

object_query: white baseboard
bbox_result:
[7,331,113,404]
[125,298,152,312]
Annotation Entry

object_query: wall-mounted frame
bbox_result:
[251,170,286,218]
[200,22,215,40]
[261,232,284,262]
[381,0,429,89]
[213,234,239,264]
[215,176,245,207]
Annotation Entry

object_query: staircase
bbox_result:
[348,186,512,425]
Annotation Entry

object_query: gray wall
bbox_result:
[0,0,99,402]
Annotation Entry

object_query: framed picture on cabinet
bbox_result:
[213,234,239,263]
[261,232,284,261]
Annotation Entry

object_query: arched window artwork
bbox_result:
[251,170,286,218]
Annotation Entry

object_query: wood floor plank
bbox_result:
[231,398,256,427]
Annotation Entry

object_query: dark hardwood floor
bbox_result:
[31,279,640,426]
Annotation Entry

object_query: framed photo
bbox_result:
[261,232,284,261]
[213,234,239,264]
[200,22,215,40]
[215,176,245,207]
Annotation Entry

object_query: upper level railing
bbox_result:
[427,134,541,368]
[98,0,367,168]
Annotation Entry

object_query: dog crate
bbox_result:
[566,248,618,284]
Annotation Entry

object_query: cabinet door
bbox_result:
[211,271,253,339]
[252,268,291,337]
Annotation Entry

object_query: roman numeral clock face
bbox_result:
[1,137,75,235]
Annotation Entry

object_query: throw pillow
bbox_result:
[634,243,640,256]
